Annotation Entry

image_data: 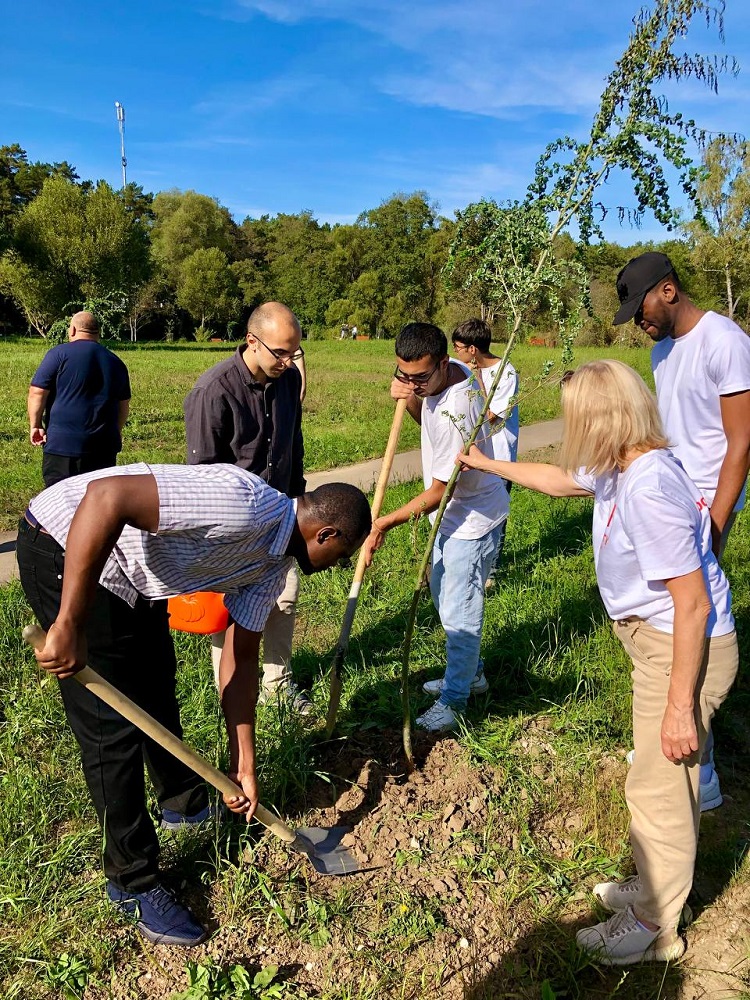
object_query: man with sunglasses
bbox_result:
[363,323,509,732]
[184,302,311,715]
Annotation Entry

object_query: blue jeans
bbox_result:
[429,523,503,711]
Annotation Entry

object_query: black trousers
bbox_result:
[42,451,118,489]
[16,518,208,891]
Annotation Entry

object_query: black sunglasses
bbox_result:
[393,360,441,386]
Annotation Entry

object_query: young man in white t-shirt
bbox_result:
[614,250,750,809]
[363,323,509,732]
[451,318,519,588]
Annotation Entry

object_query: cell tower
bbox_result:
[114,101,127,189]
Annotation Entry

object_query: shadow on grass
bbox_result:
[461,912,687,1000]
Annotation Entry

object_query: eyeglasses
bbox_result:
[393,360,441,386]
[452,341,470,353]
[252,332,305,363]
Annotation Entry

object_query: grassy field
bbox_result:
[0,339,653,531]
[1,459,750,998]
[2,339,748,999]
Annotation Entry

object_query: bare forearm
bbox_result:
[375,482,445,532]
[27,387,47,429]
[117,399,130,432]
[219,624,260,774]
[710,443,750,533]
[467,454,587,497]
[667,604,709,711]
[406,393,422,425]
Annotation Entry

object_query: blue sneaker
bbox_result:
[160,803,214,831]
[106,882,207,946]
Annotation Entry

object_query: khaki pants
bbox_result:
[614,618,738,931]
[211,565,300,693]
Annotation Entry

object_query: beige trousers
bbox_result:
[614,618,738,931]
[211,565,300,692]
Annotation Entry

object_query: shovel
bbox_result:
[23,624,358,876]
[325,397,408,737]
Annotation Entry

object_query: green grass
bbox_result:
[2,475,749,999]
[0,339,653,530]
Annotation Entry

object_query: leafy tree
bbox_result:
[0,144,78,230]
[0,251,61,335]
[151,190,238,284]
[684,136,750,320]
[266,211,332,331]
[176,247,240,335]
[1,176,150,335]
[355,192,442,332]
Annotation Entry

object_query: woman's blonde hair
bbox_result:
[559,360,668,475]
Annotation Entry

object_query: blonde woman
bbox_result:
[458,360,738,965]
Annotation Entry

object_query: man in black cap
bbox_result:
[614,250,750,810]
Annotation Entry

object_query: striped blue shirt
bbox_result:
[29,463,296,632]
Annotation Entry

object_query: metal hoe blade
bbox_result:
[291,827,360,875]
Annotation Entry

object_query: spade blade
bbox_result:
[291,826,360,875]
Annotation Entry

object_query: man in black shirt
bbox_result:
[184,302,310,713]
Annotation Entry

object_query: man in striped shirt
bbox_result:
[17,463,370,947]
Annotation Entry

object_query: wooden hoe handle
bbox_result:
[22,624,295,844]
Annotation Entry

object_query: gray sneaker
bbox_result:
[594,875,642,912]
[422,670,489,697]
[258,682,314,717]
[576,907,685,965]
[415,700,459,732]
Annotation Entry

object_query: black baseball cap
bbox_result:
[613,252,674,325]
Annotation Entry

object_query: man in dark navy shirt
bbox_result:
[28,311,131,487]
[183,302,311,713]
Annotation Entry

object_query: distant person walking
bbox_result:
[27,311,131,488]
[613,251,750,810]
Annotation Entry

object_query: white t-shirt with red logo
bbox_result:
[572,449,733,636]
[422,361,509,539]
[651,311,750,509]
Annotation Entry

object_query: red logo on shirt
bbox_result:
[696,497,708,512]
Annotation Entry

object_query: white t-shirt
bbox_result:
[652,311,750,509]
[573,449,733,636]
[478,360,519,463]
[422,361,509,539]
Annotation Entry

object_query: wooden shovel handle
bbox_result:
[324,397,407,737]
[22,624,295,844]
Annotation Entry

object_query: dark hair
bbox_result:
[305,483,372,543]
[452,318,491,352]
[395,323,447,363]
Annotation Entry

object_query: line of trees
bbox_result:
[0,139,748,343]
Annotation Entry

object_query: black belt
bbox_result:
[24,509,49,534]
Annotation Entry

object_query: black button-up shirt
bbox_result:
[184,346,305,497]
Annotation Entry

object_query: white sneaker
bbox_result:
[594,875,642,912]
[576,907,685,965]
[699,768,723,812]
[415,700,459,732]
[422,671,489,697]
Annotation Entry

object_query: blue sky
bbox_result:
[2,0,748,241]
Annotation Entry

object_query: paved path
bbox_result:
[0,418,563,587]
